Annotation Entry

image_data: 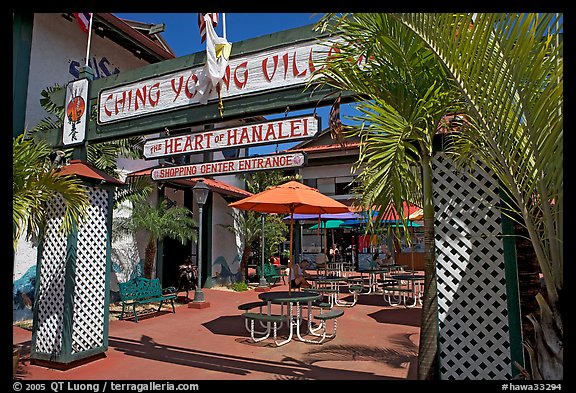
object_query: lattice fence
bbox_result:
[35,196,67,355]
[34,186,110,360]
[433,152,512,380]
[71,187,109,354]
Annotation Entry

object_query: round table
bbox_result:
[390,274,425,307]
[356,269,389,294]
[258,290,321,303]
[309,276,356,307]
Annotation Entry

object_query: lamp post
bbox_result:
[259,213,268,287]
[191,180,210,307]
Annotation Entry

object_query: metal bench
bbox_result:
[310,308,345,343]
[118,277,176,322]
[256,264,282,285]
[242,312,289,344]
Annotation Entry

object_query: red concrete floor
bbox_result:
[13,278,421,381]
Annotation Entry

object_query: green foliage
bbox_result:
[392,13,563,379]
[312,13,463,238]
[113,193,198,278]
[13,133,89,251]
[230,281,249,292]
[113,194,197,245]
[242,170,301,194]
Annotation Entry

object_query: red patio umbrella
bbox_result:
[228,181,350,291]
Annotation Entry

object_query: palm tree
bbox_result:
[113,193,198,279]
[219,209,264,283]
[389,13,562,380]
[312,12,562,380]
[310,13,463,379]
[220,170,291,283]
[13,133,89,253]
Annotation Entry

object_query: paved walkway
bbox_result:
[13,278,421,381]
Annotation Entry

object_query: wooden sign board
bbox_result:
[143,114,320,160]
[62,78,89,146]
[151,152,307,180]
[98,37,343,125]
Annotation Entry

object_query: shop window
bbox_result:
[317,178,336,195]
[303,178,317,188]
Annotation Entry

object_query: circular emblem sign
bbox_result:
[67,96,86,123]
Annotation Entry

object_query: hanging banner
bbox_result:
[97,37,355,125]
[143,114,320,160]
[63,78,89,146]
[151,152,306,180]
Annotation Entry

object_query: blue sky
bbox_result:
[114,13,353,156]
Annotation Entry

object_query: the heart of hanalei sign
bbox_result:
[143,114,319,160]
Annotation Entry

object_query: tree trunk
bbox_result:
[514,221,542,375]
[240,246,252,283]
[417,153,439,380]
[143,238,156,279]
[527,294,563,380]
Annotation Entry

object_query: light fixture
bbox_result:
[191,180,210,304]
[193,180,210,206]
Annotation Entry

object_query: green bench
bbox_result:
[118,277,177,322]
[256,263,283,285]
[310,308,345,343]
[242,312,290,345]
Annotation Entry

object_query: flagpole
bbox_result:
[84,13,94,68]
[222,13,226,40]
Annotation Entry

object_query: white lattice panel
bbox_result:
[71,187,109,354]
[35,196,67,355]
[433,152,511,380]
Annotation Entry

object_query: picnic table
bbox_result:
[242,291,343,345]
[388,274,425,308]
[310,276,359,307]
[356,269,390,295]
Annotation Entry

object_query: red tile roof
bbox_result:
[57,160,125,186]
[287,142,360,154]
[127,168,252,199]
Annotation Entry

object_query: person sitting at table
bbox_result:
[370,252,380,269]
[379,251,393,267]
[290,259,312,289]
[375,251,393,280]
[329,244,339,263]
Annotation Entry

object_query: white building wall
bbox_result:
[210,194,243,286]
[300,163,356,179]
[14,13,159,322]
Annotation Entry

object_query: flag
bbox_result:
[73,13,93,33]
[196,13,232,113]
[198,13,219,43]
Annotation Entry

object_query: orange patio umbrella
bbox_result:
[228,181,350,291]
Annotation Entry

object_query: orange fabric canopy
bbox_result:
[228,180,349,292]
[228,180,350,215]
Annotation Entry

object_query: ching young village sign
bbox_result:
[97,37,346,124]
